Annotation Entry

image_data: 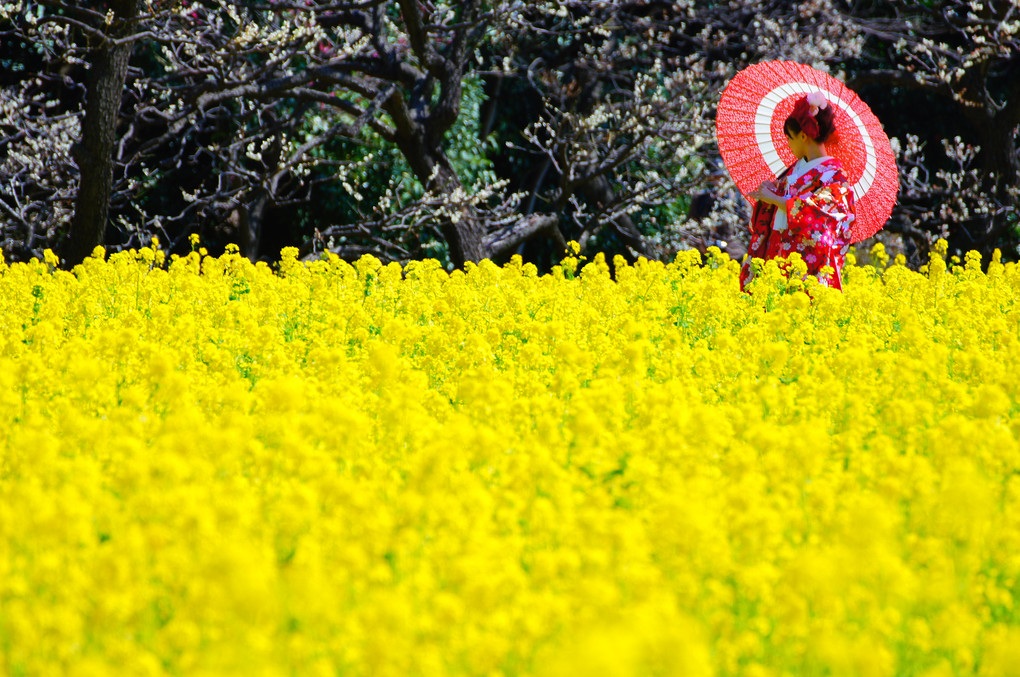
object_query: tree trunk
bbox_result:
[238,192,269,262]
[429,164,490,266]
[63,0,138,268]
[385,93,489,265]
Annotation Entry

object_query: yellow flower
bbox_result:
[2,242,1019,675]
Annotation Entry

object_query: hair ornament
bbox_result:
[790,93,826,139]
[806,91,828,117]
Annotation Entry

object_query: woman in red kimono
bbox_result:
[739,92,856,292]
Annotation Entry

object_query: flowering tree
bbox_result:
[494,0,864,260]
[847,0,1020,256]
[7,0,1011,267]
[1,1,560,264]
[3,1,592,265]
[0,2,84,261]
[0,0,869,267]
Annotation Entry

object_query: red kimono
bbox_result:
[739,157,855,292]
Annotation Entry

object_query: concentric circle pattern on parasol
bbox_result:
[717,61,898,243]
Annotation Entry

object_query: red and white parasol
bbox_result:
[716,61,898,243]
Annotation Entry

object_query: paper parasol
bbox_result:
[716,61,898,243]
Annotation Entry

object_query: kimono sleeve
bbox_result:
[748,201,775,241]
[785,168,855,246]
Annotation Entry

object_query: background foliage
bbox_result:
[0,0,1017,268]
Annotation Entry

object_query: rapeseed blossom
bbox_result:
[1,241,1019,676]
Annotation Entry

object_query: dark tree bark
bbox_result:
[235,193,269,261]
[63,0,138,267]
[484,214,564,260]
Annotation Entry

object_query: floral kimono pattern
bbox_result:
[740,158,855,292]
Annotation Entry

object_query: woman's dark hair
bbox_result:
[784,102,836,143]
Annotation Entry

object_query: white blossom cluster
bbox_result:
[650,173,749,257]
[892,134,1010,248]
[316,165,527,265]
[0,1,24,20]
[135,2,383,246]
[518,43,719,243]
[746,0,864,65]
[0,81,80,256]
[854,1,1020,251]
[866,0,1020,108]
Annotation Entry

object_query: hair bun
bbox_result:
[785,94,835,143]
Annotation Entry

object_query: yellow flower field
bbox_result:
[1,240,1019,677]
